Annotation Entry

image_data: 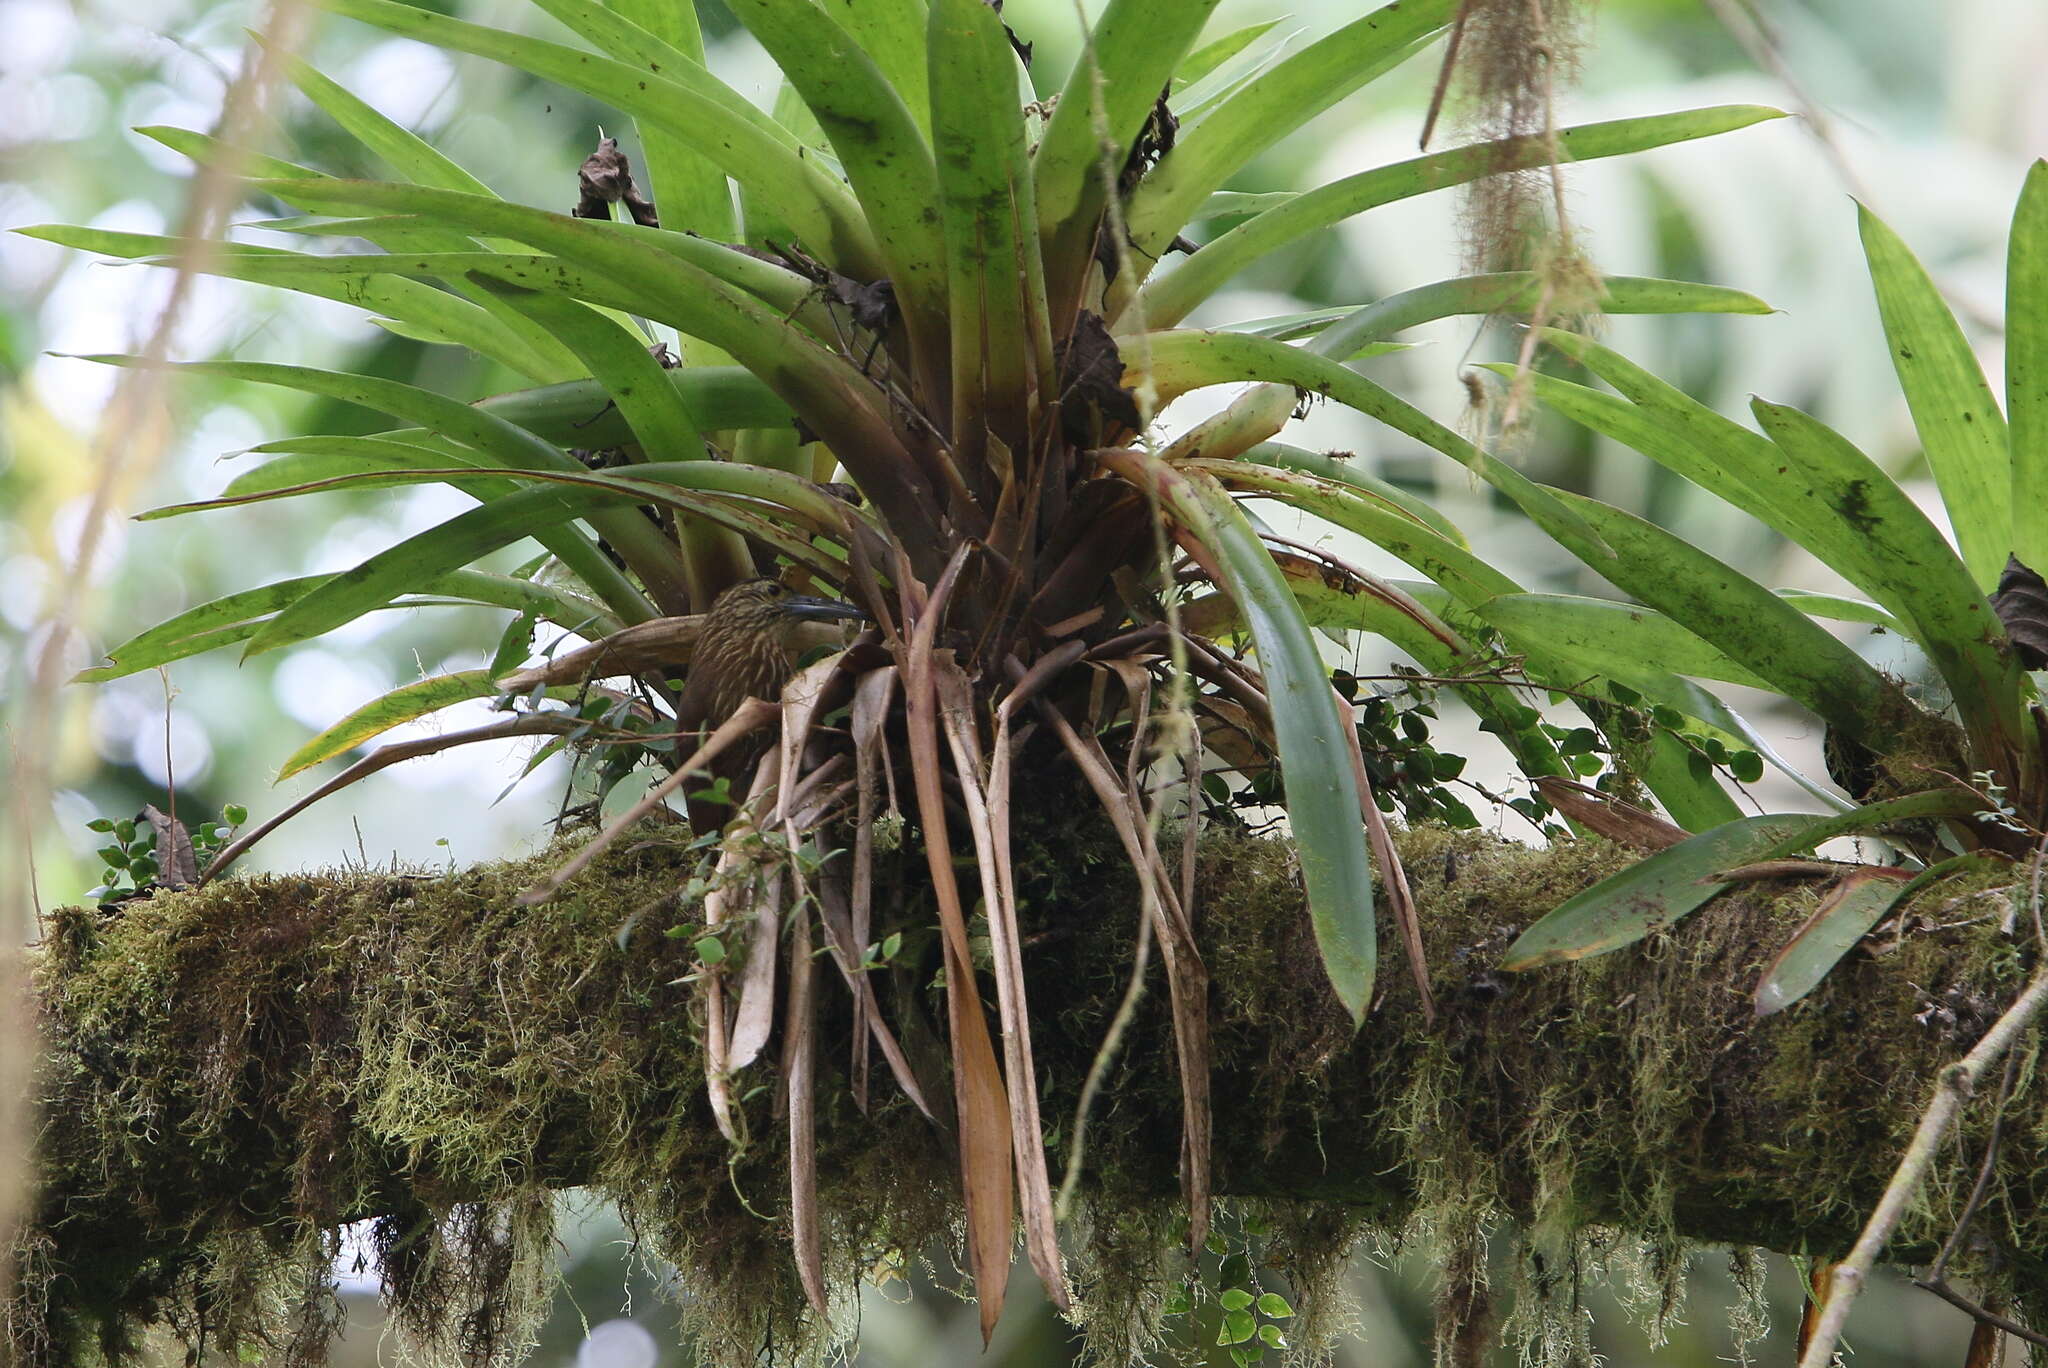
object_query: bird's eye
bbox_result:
[768,582,787,595]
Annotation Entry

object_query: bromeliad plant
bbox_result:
[33,0,1786,1337]
[1466,163,2048,1014]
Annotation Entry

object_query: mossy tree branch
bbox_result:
[13,817,2045,1364]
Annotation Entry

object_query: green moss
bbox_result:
[12,817,2046,1365]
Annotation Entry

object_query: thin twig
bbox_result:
[1795,848,2048,1367]
[201,715,581,883]
[517,699,781,904]
[1908,1055,2048,1349]
[1926,1054,2018,1285]
[1915,1282,2048,1350]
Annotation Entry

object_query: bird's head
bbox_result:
[705,578,868,643]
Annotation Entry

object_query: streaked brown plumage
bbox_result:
[674,578,865,829]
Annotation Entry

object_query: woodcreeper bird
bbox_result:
[673,577,866,830]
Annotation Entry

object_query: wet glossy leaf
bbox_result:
[1219,1309,1258,1345]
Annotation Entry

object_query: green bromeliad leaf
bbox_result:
[1501,814,1818,970]
[1133,105,1785,327]
[1857,203,2011,590]
[278,670,578,778]
[1123,0,1457,266]
[1475,593,1772,692]
[1539,491,1902,745]
[2010,161,2048,568]
[1108,451,1378,1023]
[75,571,618,684]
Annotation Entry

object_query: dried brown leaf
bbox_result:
[1034,693,1212,1252]
[848,666,900,1110]
[783,892,828,1318]
[898,548,1014,1341]
[1534,776,1689,852]
[140,804,199,890]
[1993,555,2048,670]
[939,662,1067,1310]
[728,754,788,1071]
[814,873,934,1118]
[202,714,580,883]
[1338,692,1434,1025]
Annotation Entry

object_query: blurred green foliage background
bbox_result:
[3,0,2044,1360]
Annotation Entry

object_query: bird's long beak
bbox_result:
[783,594,869,623]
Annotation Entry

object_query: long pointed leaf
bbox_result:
[1123,0,1456,265]
[223,434,510,499]
[281,50,492,195]
[1294,272,1770,365]
[1525,333,1974,649]
[1101,451,1376,1020]
[896,555,1015,1342]
[16,226,563,381]
[1032,0,1225,326]
[1476,593,1772,691]
[1750,399,2023,772]
[76,570,616,683]
[83,354,667,620]
[1858,202,2011,590]
[930,0,1053,453]
[279,669,574,777]
[1501,814,1818,971]
[477,367,790,445]
[723,0,946,352]
[2010,161,2048,568]
[1545,490,1903,745]
[233,472,793,656]
[1134,106,1783,328]
[1173,19,1285,92]
[320,0,879,276]
[1241,443,1465,540]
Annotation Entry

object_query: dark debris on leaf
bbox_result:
[1993,554,2048,669]
[1055,311,1142,444]
[831,276,897,336]
[573,136,660,229]
[984,0,1032,67]
[765,242,900,341]
[140,805,200,891]
[1119,86,1178,195]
